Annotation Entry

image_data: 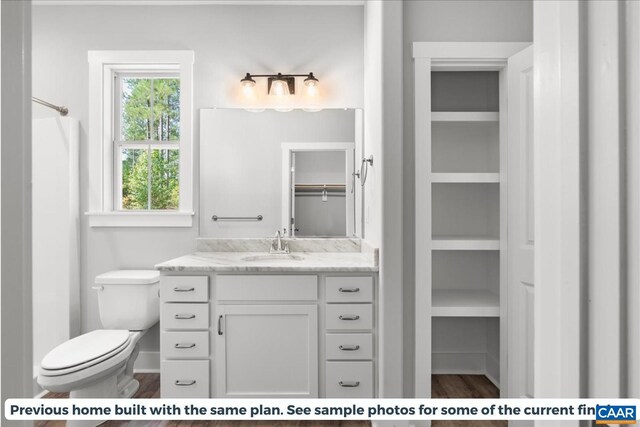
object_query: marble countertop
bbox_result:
[155,251,378,273]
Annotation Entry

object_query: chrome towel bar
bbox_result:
[212,215,263,221]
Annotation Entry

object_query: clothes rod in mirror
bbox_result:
[212,215,263,222]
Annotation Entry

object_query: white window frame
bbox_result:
[87,50,194,227]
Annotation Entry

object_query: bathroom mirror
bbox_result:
[200,108,363,238]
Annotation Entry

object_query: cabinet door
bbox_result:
[216,304,318,398]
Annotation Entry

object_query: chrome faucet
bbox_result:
[270,230,290,254]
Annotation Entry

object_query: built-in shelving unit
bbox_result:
[415,42,531,407]
[429,70,503,391]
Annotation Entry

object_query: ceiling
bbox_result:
[33,0,364,6]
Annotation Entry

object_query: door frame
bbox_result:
[281,142,356,237]
[412,42,530,402]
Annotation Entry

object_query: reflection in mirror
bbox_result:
[200,109,363,238]
[283,143,355,237]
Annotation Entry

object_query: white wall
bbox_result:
[32,4,364,360]
[364,0,404,399]
[402,0,533,397]
[32,117,80,380]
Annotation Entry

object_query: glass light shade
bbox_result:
[306,84,318,97]
[270,79,290,96]
[240,73,256,88]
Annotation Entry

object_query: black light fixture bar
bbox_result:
[241,72,319,96]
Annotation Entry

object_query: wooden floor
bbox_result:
[431,375,506,427]
[38,374,504,427]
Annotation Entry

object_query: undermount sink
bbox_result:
[241,254,304,262]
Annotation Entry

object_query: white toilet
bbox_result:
[38,270,160,405]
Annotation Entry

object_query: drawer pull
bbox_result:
[338,287,360,293]
[173,287,195,292]
[175,380,196,386]
[339,345,360,351]
[218,315,223,335]
[174,343,196,349]
[339,381,360,388]
[174,314,196,320]
[339,315,360,321]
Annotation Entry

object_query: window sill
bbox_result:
[86,211,194,228]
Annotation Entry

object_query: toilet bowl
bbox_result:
[37,270,160,426]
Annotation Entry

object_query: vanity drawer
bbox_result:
[326,276,373,303]
[216,275,317,301]
[161,331,209,359]
[325,361,373,398]
[161,303,209,330]
[325,333,373,360]
[161,360,209,398]
[161,276,208,303]
[325,304,373,331]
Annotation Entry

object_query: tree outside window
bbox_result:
[117,76,180,210]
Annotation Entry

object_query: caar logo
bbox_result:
[596,405,637,425]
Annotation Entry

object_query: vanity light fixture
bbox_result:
[240,72,319,96]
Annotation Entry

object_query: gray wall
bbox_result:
[32,4,364,356]
[402,0,533,397]
[1,0,33,418]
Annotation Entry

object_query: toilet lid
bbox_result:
[41,330,131,370]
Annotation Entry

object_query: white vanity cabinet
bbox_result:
[159,271,377,398]
[216,304,318,398]
[324,276,375,398]
[159,275,210,398]
[215,275,318,398]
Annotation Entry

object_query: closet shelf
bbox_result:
[431,236,500,250]
[432,290,499,317]
[431,173,500,183]
[431,112,499,122]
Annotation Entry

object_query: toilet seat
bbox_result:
[38,330,142,393]
[41,330,131,376]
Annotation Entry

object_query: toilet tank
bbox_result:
[95,270,160,330]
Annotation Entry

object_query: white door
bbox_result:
[507,45,535,416]
[215,304,318,398]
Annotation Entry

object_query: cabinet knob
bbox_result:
[175,380,196,386]
[339,381,360,388]
[338,287,360,293]
[174,343,196,349]
[339,345,360,351]
[339,315,360,321]
[174,314,196,320]
[173,287,195,292]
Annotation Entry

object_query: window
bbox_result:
[88,51,194,227]
[116,74,180,210]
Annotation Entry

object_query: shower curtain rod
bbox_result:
[32,97,68,116]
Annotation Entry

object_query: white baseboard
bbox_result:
[134,351,160,373]
[485,352,500,388]
[432,352,486,374]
